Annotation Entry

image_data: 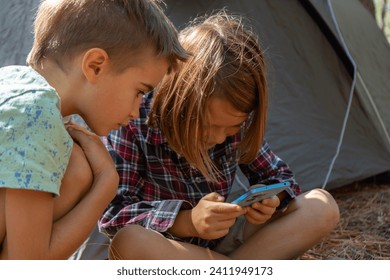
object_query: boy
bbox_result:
[0,0,188,259]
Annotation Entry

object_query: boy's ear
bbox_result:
[82,48,109,83]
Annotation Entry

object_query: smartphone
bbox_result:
[230,181,291,207]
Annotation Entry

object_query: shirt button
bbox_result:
[195,177,202,183]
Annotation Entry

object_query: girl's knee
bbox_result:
[302,188,340,229]
[109,225,149,259]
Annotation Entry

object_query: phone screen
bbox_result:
[230,181,291,207]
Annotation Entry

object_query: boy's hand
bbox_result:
[66,124,115,176]
[244,196,280,225]
[189,192,247,240]
[65,123,118,196]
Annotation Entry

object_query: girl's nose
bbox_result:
[211,129,227,144]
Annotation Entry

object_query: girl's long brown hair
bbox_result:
[149,10,268,182]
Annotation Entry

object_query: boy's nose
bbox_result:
[129,106,140,119]
[130,97,143,119]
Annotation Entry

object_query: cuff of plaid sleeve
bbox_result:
[148,199,187,232]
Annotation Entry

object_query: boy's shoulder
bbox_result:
[0,68,72,195]
[0,65,51,90]
[1,65,33,78]
[0,65,64,141]
[0,65,57,102]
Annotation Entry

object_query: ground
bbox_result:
[299,179,390,260]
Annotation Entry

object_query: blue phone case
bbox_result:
[230,181,291,206]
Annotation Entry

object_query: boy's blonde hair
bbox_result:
[150,11,268,182]
[27,0,188,72]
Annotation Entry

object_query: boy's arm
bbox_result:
[3,189,56,259]
[53,142,93,221]
[2,125,118,260]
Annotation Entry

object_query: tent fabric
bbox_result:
[0,0,37,66]
[1,0,389,192]
[164,0,390,191]
[318,0,390,151]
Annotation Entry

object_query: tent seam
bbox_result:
[356,71,390,147]
[322,0,357,189]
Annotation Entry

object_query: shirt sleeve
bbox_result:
[0,89,72,195]
[99,126,185,239]
[239,141,301,200]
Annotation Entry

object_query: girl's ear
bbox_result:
[82,48,109,83]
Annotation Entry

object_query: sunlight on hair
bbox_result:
[45,0,60,5]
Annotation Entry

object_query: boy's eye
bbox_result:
[137,91,146,98]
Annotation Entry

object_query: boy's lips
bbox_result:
[119,118,132,127]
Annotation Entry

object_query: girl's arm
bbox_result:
[168,192,246,240]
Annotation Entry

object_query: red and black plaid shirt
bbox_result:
[99,93,301,249]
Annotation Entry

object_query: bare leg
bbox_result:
[109,224,230,260]
[53,142,93,221]
[0,143,93,255]
[229,188,340,259]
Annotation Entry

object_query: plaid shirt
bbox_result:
[99,93,301,249]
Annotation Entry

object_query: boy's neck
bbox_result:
[33,59,76,117]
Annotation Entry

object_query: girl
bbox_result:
[100,11,339,259]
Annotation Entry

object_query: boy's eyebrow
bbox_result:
[141,82,155,91]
